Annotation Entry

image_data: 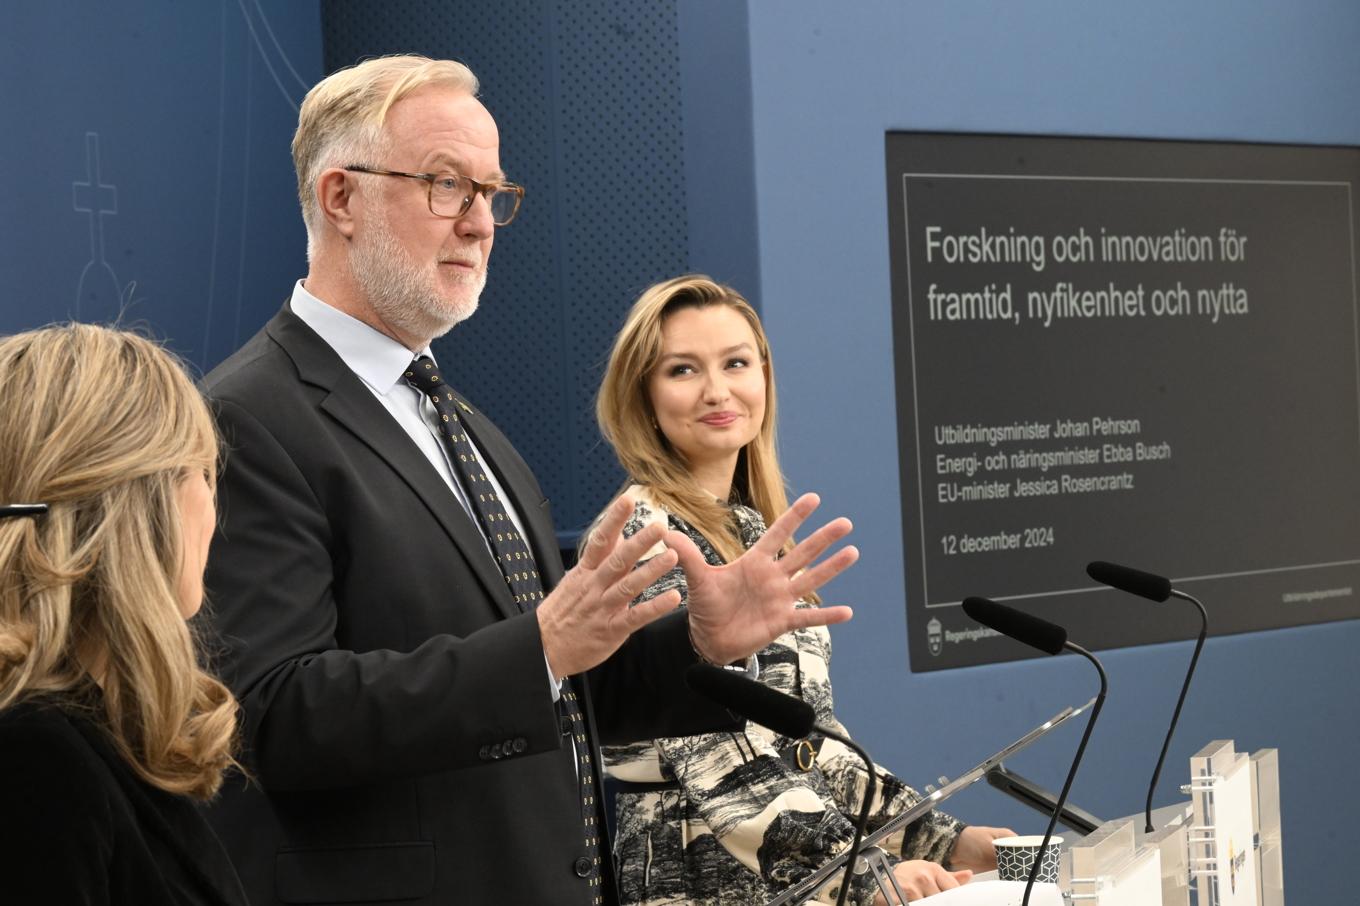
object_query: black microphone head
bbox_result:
[685,663,816,739]
[1086,561,1172,603]
[962,597,1067,656]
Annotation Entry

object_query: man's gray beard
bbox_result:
[351,213,486,345]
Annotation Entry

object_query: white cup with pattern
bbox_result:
[994,835,1063,884]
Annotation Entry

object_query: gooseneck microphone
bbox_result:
[961,596,1067,655]
[1087,561,1207,834]
[1086,560,1171,603]
[0,504,48,520]
[685,662,817,738]
[962,597,1107,906]
[686,664,874,906]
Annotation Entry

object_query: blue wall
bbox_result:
[684,1,1359,901]
[321,0,695,543]
[0,1,321,370]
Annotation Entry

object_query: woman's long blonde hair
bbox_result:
[598,275,790,565]
[0,324,238,799]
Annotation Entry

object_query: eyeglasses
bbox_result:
[344,165,525,226]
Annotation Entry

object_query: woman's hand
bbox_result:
[872,861,972,903]
[947,825,1016,873]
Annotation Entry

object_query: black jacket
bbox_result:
[199,304,734,906]
[0,697,247,906]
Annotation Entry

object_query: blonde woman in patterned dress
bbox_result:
[595,276,1013,904]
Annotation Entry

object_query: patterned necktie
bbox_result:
[403,356,603,903]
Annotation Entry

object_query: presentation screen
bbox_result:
[885,132,1360,671]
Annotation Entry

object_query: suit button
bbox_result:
[512,737,527,753]
[478,745,491,761]
[489,743,503,759]
[503,738,515,756]
[573,856,593,878]
[560,715,573,735]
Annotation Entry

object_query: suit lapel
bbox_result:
[266,309,520,619]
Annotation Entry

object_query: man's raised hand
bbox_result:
[673,493,857,666]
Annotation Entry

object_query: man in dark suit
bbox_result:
[201,55,856,906]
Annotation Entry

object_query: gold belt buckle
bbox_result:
[794,739,816,772]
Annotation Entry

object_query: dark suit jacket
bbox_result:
[0,696,248,906]
[200,304,734,906]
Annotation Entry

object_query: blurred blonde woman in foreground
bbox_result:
[0,324,247,906]
[596,276,1012,904]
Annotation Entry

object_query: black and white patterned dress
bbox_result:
[604,487,965,906]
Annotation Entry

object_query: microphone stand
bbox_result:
[824,726,877,906]
[1022,641,1106,906]
[1144,590,1206,833]
[682,665,884,905]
